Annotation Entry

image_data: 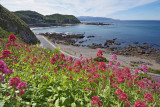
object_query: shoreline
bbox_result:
[30,22,112,30]
[52,42,160,70]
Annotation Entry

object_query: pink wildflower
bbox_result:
[8,34,17,42]
[18,90,25,96]
[0,50,13,59]
[111,54,117,62]
[91,96,102,107]
[9,77,21,88]
[141,65,148,73]
[16,82,27,90]
[115,89,124,95]
[144,93,154,103]
[50,57,56,64]
[96,50,103,58]
[69,76,73,80]
[125,101,130,107]
[133,101,146,107]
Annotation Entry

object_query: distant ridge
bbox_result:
[14,11,80,27]
[77,16,114,22]
[0,5,39,44]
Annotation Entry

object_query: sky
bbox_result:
[1,0,160,20]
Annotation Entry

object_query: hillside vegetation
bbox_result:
[14,11,80,27]
[0,5,39,44]
[0,27,21,40]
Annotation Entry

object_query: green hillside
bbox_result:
[0,27,21,39]
[14,11,45,24]
[46,14,81,24]
[0,5,39,44]
[14,11,80,26]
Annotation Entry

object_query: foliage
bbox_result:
[0,27,21,40]
[0,35,160,107]
[93,56,108,63]
[148,68,160,75]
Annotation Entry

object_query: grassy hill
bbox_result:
[46,14,80,24]
[0,5,39,44]
[14,11,80,27]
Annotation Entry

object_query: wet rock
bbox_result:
[84,23,112,25]
[73,44,80,47]
[87,43,103,49]
[114,42,121,45]
[138,45,151,49]
[79,40,87,43]
[104,40,115,46]
[87,36,95,38]
[134,42,139,44]
[137,49,145,54]
[65,34,84,39]
[109,47,117,51]
[130,61,152,66]
[40,32,85,46]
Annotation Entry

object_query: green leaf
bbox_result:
[32,103,37,107]
[84,94,89,101]
[55,98,60,107]
[71,102,76,107]
[0,100,5,107]
[60,97,66,104]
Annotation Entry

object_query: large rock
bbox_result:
[0,4,39,44]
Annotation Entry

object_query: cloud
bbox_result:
[1,0,158,16]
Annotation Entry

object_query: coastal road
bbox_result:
[36,35,160,81]
[36,35,80,60]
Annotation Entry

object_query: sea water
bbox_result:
[32,20,160,49]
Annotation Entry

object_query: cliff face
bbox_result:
[0,5,39,44]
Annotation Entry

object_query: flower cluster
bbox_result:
[9,77,27,96]
[96,50,103,58]
[6,34,18,47]
[91,96,102,107]
[115,89,129,106]
[0,60,13,75]
[133,101,146,107]
[111,54,117,62]
[8,34,17,42]
[0,50,13,59]
[9,77,21,88]
[141,65,148,74]
[144,93,154,103]
[50,54,59,64]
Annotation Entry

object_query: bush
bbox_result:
[93,56,108,62]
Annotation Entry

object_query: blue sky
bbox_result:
[1,0,160,20]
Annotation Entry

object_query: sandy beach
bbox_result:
[53,42,160,70]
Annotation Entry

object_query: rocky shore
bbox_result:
[39,32,160,66]
[39,32,84,46]
[82,23,112,25]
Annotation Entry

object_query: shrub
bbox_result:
[93,56,108,62]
